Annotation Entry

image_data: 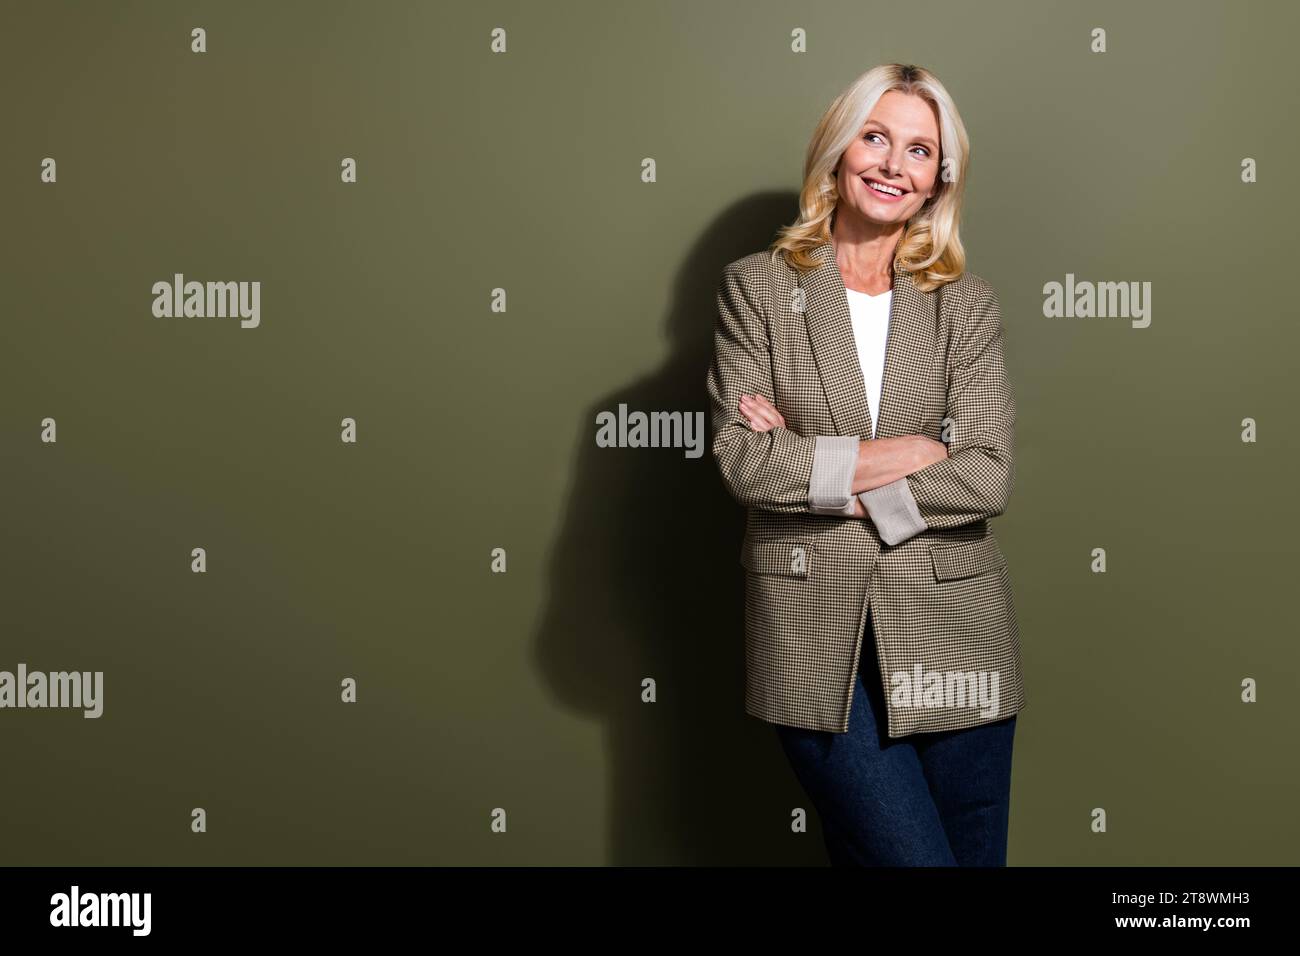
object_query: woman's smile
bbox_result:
[860,175,909,201]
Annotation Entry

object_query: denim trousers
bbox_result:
[774,609,1017,866]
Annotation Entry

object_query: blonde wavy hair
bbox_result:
[770,63,971,292]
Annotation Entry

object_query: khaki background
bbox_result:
[1,0,1296,865]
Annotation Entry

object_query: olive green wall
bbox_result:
[2,0,1295,864]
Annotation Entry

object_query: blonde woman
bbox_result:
[707,64,1024,866]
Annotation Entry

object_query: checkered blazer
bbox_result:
[706,239,1025,736]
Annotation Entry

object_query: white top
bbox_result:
[844,287,892,439]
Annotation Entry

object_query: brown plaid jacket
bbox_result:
[707,239,1025,737]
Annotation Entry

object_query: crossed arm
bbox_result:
[737,394,945,534]
[707,261,1015,546]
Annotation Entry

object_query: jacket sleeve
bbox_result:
[707,259,837,515]
[858,281,1016,544]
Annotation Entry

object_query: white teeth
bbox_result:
[866,180,903,196]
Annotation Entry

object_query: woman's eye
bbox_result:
[864,133,930,158]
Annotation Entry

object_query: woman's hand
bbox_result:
[738,393,785,432]
[879,435,950,474]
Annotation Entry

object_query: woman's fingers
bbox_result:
[760,396,785,428]
[738,396,768,430]
[739,396,768,431]
[739,394,783,432]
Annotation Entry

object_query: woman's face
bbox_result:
[835,91,942,228]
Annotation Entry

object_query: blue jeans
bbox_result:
[774,609,1017,866]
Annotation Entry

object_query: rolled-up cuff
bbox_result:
[859,477,927,545]
[808,435,859,515]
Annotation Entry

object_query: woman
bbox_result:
[706,64,1025,866]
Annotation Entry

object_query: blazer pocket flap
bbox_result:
[930,536,1006,581]
[740,537,815,578]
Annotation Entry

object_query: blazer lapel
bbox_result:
[798,239,937,441]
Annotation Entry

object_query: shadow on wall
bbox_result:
[532,192,833,866]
